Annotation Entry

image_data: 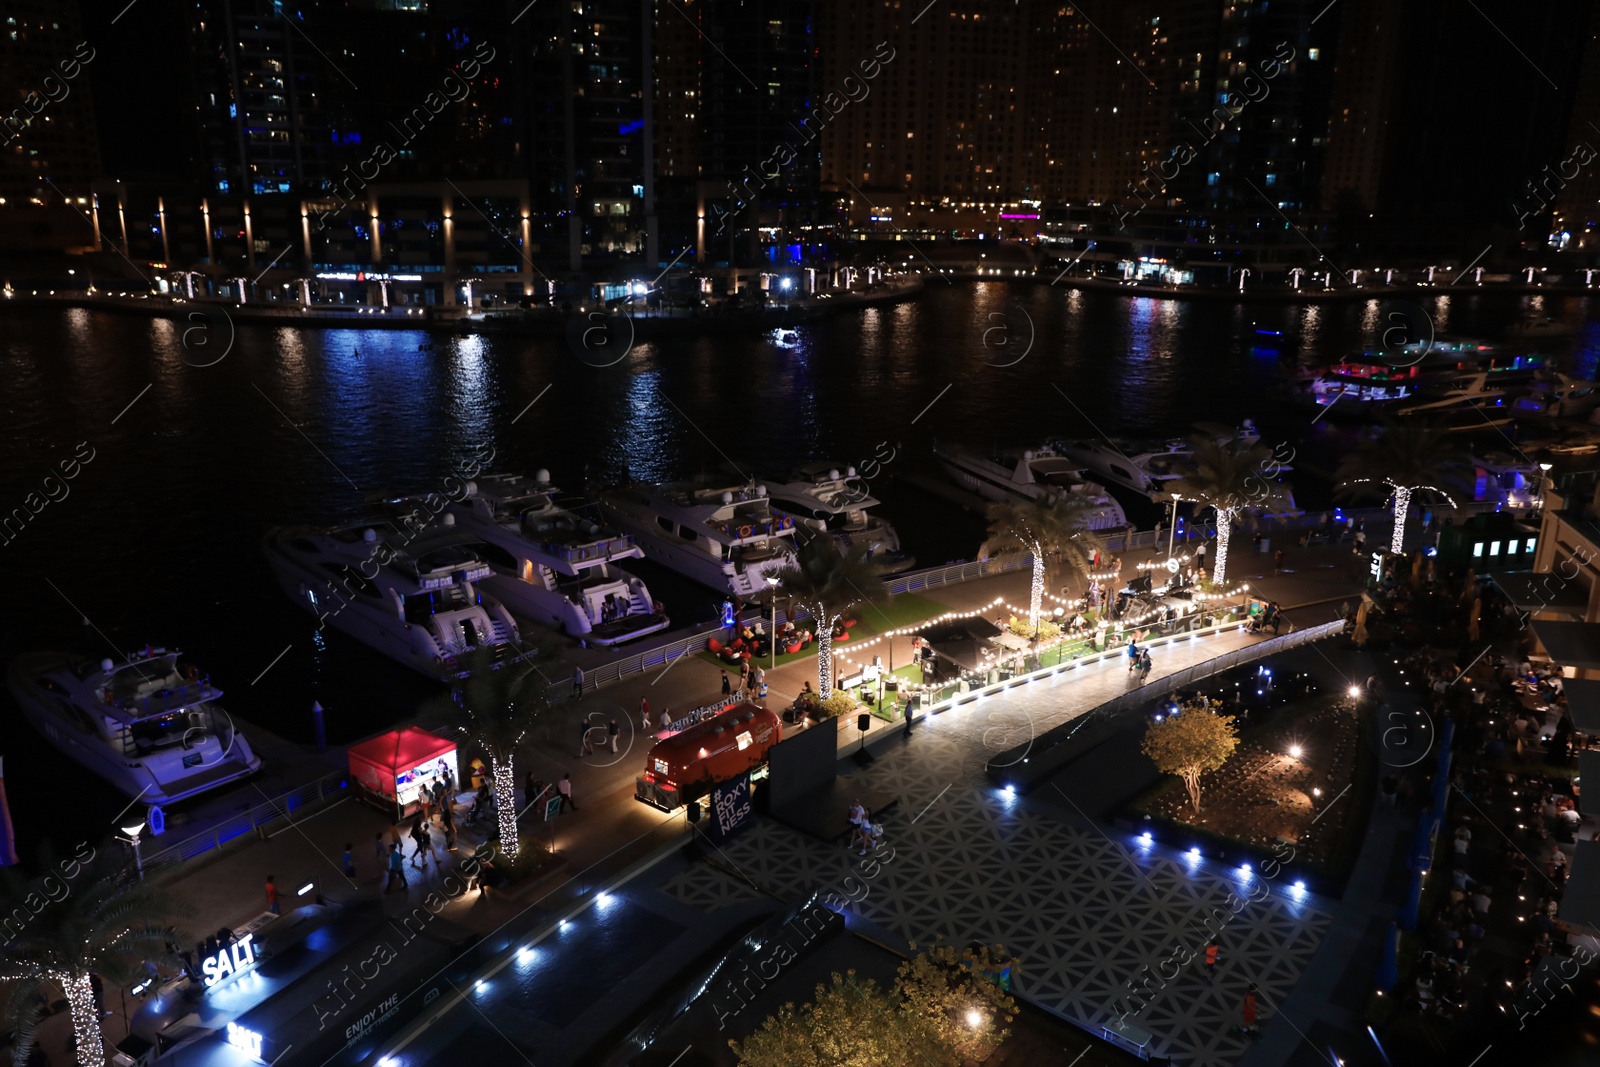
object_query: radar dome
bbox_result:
[363,528,378,543]
[535,469,551,484]
[463,480,478,498]
[828,469,841,481]
[100,658,114,672]
[442,513,456,526]
[721,491,734,504]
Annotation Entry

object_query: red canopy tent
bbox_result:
[348,727,458,819]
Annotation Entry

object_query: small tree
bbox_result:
[1141,696,1240,814]
[452,647,564,861]
[981,495,1104,631]
[1,846,180,1067]
[775,535,886,699]
[897,943,1017,1063]
[731,971,956,1067]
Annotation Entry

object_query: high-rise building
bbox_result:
[0,0,101,197]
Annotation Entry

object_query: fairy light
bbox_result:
[66,972,101,1065]
[1343,477,1459,555]
[1028,540,1046,631]
[493,758,520,859]
[1212,507,1235,584]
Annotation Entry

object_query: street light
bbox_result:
[767,575,780,670]
[121,820,146,880]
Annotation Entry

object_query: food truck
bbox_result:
[347,727,458,820]
[636,702,782,811]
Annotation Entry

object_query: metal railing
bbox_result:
[142,772,353,867]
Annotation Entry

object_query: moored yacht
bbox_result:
[932,441,1128,528]
[420,472,670,645]
[760,463,916,574]
[1381,370,1513,417]
[1459,453,1544,513]
[263,519,527,680]
[593,480,799,596]
[1512,373,1600,420]
[1301,339,1545,413]
[6,646,261,804]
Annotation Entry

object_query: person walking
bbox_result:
[1239,983,1260,1038]
[1140,648,1153,680]
[659,707,673,732]
[409,820,429,870]
[578,719,594,757]
[558,772,577,812]
[342,843,356,879]
[1204,941,1219,982]
[1273,548,1285,576]
[571,665,585,698]
[374,831,388,869]
[385,843,408,893]
[640,697,651,731]
[753,663,767,698]
[607,716,619,753]
[721,671,732,698]
[1127,639,1140,672]
[424,822,442,863]
[265,875,281,915]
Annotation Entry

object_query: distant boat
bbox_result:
[1507,314,1575,339]
[933,441,1129,528]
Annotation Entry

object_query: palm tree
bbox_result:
[1169,434,1274,586]
[1,845,179,1067]
[774,535,886,698]
[452,647,565,861]
[980,495,1105,630]
[1334,420,1468,554]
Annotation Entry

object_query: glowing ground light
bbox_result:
[1002,784,1015,797]
[1188,847,1202,859]
[1289,745,1303,758]
[1239,862,1253,878]
[597,892,615,907]
[378,1058,398,1067]
[518,947,535,963]
[476,980,488,993]
[1138,831,1153,845]
[559,920,570,930]
[1348,685,1362,699]
[966,1010,983,1028]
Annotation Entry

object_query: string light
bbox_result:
[493,758,520,860]
[1343,477,1459,554]
[67,972,101,1066]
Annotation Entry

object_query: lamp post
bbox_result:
[1539,462,1554,509]
[767,575,780,669]
[121,820,145,881]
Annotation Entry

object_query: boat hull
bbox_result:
[6,656,262,805]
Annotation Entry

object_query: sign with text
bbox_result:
[202,933,259,987]
[706,771,754,844]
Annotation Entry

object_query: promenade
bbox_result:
[45,535,1378,1064]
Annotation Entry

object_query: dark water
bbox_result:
[1,283,1594,853]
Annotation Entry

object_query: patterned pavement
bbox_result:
[659,632,1334,1067]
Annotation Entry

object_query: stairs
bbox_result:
[487,618,516,645]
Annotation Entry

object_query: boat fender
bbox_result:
[738,525,753,539]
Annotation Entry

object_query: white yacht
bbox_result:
[932,442,1128,529]
[6,647,262,804]
[593,480,799,596]
[1381,371,1513,418]
[759,463,917,574]
[420,472,670,645]
[1512,373,1600,420]
[263,519,526,680]
[1052,437,1194,499]
[1459,454,1544,513]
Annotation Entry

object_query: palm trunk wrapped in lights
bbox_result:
[816,613,837,698]
[1027,543,1045,631]
[1212,508,1235,585]
[1389,485,1412,554]
[65,971,103,1067]
[492,758,519,860]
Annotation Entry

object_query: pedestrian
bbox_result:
[640,697,651,731]
[607,716,619,753]
[753,663,767,698]
[571,665,584,697]
[1270,602,1284,635]
[1353,530,1366,554]
[265,875,281,915]
[1196,542,1207,567]
[578,719,594,757]
[738,660,750,693]
[558,772,577,812]
[410,820,429,869]
[847,798,866,850]
[444,819,458,852]
[1240,983,1260,1037]
[660,707,673,732]
[425,822,442,862]
[1127,639,1140,672]
[419,789,432,825]
[721,671,732,697]
[859,819,883,856]
[1273,548,1284,575]
[374,831,388,867]
[1204,941,1218,981]
[385,843,408,893]
[342,843,356,879]
[1140,649,1152,679]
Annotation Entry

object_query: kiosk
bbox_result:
[347,728,458,820]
